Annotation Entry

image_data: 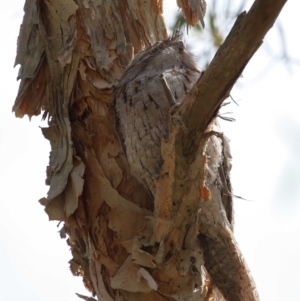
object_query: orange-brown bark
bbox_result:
[13,0,286,300]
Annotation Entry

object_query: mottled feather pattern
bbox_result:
[114,33,201,194]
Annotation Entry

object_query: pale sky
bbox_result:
[1,1,300,300]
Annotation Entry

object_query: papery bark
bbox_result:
[13,0,286,300]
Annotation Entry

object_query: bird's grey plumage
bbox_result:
[114,33,258,301]
[114,33,201,195]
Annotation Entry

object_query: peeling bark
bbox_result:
[13,0,286,301]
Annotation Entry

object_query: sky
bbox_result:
[0,1,300,301]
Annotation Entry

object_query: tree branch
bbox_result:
[179,0,287,155]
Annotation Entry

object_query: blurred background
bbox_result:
[0,0,299,300]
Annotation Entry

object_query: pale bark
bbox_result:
[13,0,286,300]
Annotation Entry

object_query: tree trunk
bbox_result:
[13,0,286,300]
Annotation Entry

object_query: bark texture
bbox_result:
[13,0,286,300]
